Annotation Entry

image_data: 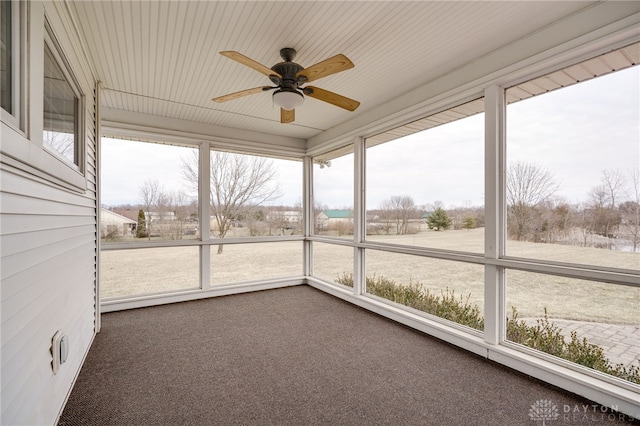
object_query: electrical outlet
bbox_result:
[51,330,68,374]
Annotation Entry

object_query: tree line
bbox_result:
[106,152,639,254]
[507,162,639,252]
[365,162,639,252]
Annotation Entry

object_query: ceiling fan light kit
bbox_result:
[213,48,360,123]
[273,89,304,110]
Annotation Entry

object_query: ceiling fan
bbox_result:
[212,48,360,123]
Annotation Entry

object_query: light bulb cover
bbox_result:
[273,89,304,110]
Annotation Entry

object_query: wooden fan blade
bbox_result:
[296,54,354,83]
[305,86,360,111]
[281,108,295,123]
[212,86,270,103]
[220,51,282,78]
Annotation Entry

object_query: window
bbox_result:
[505,62,639,270]
[505,269,639,384]
[312,242,354,286]
[365,99,485,253]
[365,250,484,332]
[501,44,640,385]
[100,138,304,298]
[1,11,87,190]
[100,246,200,299]
[43,36,81,167]
[1,0,21,126]
[100,138,199,244]
[208,149,303,244]
[210,241,302,286]
[1,0,12,113]
[313,147,354,239]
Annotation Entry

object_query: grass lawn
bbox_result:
[101,228,639,325]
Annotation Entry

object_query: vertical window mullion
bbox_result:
[484,85,506,345]
[199,143,210,290]
[353,136,365,296]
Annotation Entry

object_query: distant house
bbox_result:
[267,210,302,229]
[111,208,139,222]
[316,209,353,231]
[101,208,137,238]
[144,211,177,223]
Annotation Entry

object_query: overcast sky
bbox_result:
[102,66,639,209]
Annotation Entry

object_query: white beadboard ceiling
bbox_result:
[69,1,600,141]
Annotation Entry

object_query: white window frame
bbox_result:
[1,0,26,131]
[1,5,87,192]
[42,20,84,173]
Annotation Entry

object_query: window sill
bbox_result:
[1,124,87,192]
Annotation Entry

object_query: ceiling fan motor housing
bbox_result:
[270,48,306,90]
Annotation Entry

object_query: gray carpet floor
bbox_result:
[58,285,637,425]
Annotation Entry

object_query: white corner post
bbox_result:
[303,155,313,278]
[484,85,506,346]
[95,80,102,333]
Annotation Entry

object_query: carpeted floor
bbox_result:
[58,285,637,425]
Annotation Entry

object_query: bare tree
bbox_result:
[588,169,625,239]
[182,151,282,253]
[506,161,559,241]
[43,131,74,163]
[379,195,419,235]
[139,179,163,240]
[167,190,193,239]
[427,200,445,211]
[601,169,627,209]
[619,168,639,252]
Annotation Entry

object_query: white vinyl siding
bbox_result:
[0,1,98,425]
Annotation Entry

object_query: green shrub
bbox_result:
[336,273,640,384]
[508,307,640,384]
[336,273,484,331]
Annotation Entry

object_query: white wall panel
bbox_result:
[0,1,98,425]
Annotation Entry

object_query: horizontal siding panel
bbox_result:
[1,232,95,283]
[0,192,95,216]
[1,239,95,307]
[1,169,95,209]
[1,223,95,263]
[86,149,96,172]
[1,244,94,322]
[0,214,95,236]
[86,180,97,195]
[1,245,95,371]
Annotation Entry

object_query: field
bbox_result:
[101,228,639,325]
